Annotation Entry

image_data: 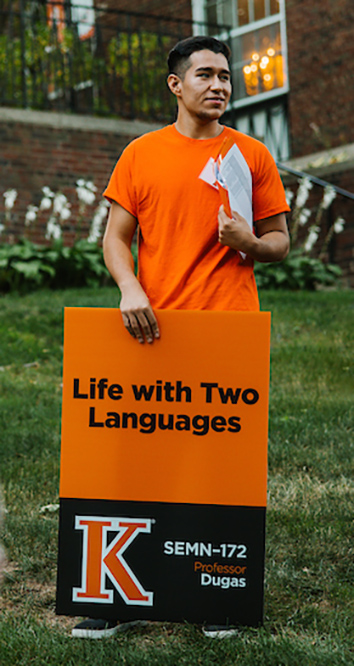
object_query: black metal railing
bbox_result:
[277,162,354,264]
[0,0,231,121]
[0,1,294,159]
[277,162,354,201]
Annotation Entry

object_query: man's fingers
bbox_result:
[146,309,160,339]
[121,314,135,337]
[121,307,159,344]
[131,313,146,343]
[123,313,143,342]
[135,309,159,344]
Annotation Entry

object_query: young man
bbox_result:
[72,35,289,639]
[102,35,290,345]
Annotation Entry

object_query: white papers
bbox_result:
[219,144,252,222]
[198,142,253,258]
[218,144,253,260]
[199,157,218,189]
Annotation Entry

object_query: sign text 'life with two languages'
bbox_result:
[73,376,260,435]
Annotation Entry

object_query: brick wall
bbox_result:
[0,109,161,245]
[1,107,353,284]
[282,158,354,286]
[325,169,354,285]
[286,0,354,158]
[97,0,192,23]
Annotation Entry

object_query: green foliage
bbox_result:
[0,16,105,112]
[0,22,70,107]
[0,239,112,293]
[0,10,174,119]
[107,32,175,118]
[255,249,342,290]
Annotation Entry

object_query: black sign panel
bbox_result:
[56,498,265,626]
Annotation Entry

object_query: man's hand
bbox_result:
[218,205,289,262]
[218,205,253,253]
[120,281,160,344]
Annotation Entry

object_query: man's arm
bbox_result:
[218,206,290,263]
[103,201,160,343]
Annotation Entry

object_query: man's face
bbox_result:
[171,49,232,121]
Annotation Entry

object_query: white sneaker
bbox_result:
[71,618,150,639]
[203,625,238,639]
[72,618,118,639]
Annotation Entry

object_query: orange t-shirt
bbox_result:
[104,124,289,311]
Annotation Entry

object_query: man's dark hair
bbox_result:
[168,36,231,78]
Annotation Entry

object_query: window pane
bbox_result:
[254,0,265,21]
[270,0,280,15]
[222,0,234,25]
[237,0,249,26]
[206,1,218,26]
[231,34,244,97]
[232,22,284,99]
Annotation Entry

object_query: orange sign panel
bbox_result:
[60,308,270,508]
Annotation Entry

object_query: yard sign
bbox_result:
[56,308,270,626]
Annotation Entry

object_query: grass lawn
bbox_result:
[0,288,353,665]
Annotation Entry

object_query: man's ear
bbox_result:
[167,73,182,97]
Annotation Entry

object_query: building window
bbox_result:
[233,20,285,104]
[194,0,288,109]
[206,0,279,27]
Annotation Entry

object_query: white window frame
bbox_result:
[191,0,289,109]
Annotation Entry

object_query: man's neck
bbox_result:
[174,115,224,140]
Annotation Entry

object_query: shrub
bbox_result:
[0,239,112,293]
[255,249,342,291]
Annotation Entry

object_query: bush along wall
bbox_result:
[0,175,346,294]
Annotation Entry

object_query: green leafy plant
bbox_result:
[0,238,112,293]
[0,179,114,293]
[0,8,175,119]
[107,31,175,118]
[255,248,342,291]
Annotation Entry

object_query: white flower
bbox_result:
[40,196,53,211]
[295,177,313,209]
[304,226,320,252]
[77,187,96,206]
[45,216,62,241]
[76,179,97,206]
[320,185,336,210]
[25,205,39,226]
[42,186,55,199]
[53,192,69,215]
[85,181,97,193]
[87,200,109,243]
[285,188,294,207]
[3,189,17,209]
[0,223,5,235]
[81,189,96,205]
[298,208,311,226]
[59,205,71,221]
[333,217,345,234]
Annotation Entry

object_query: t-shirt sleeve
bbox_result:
[252,144,290,222]
[103,142,137,218]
